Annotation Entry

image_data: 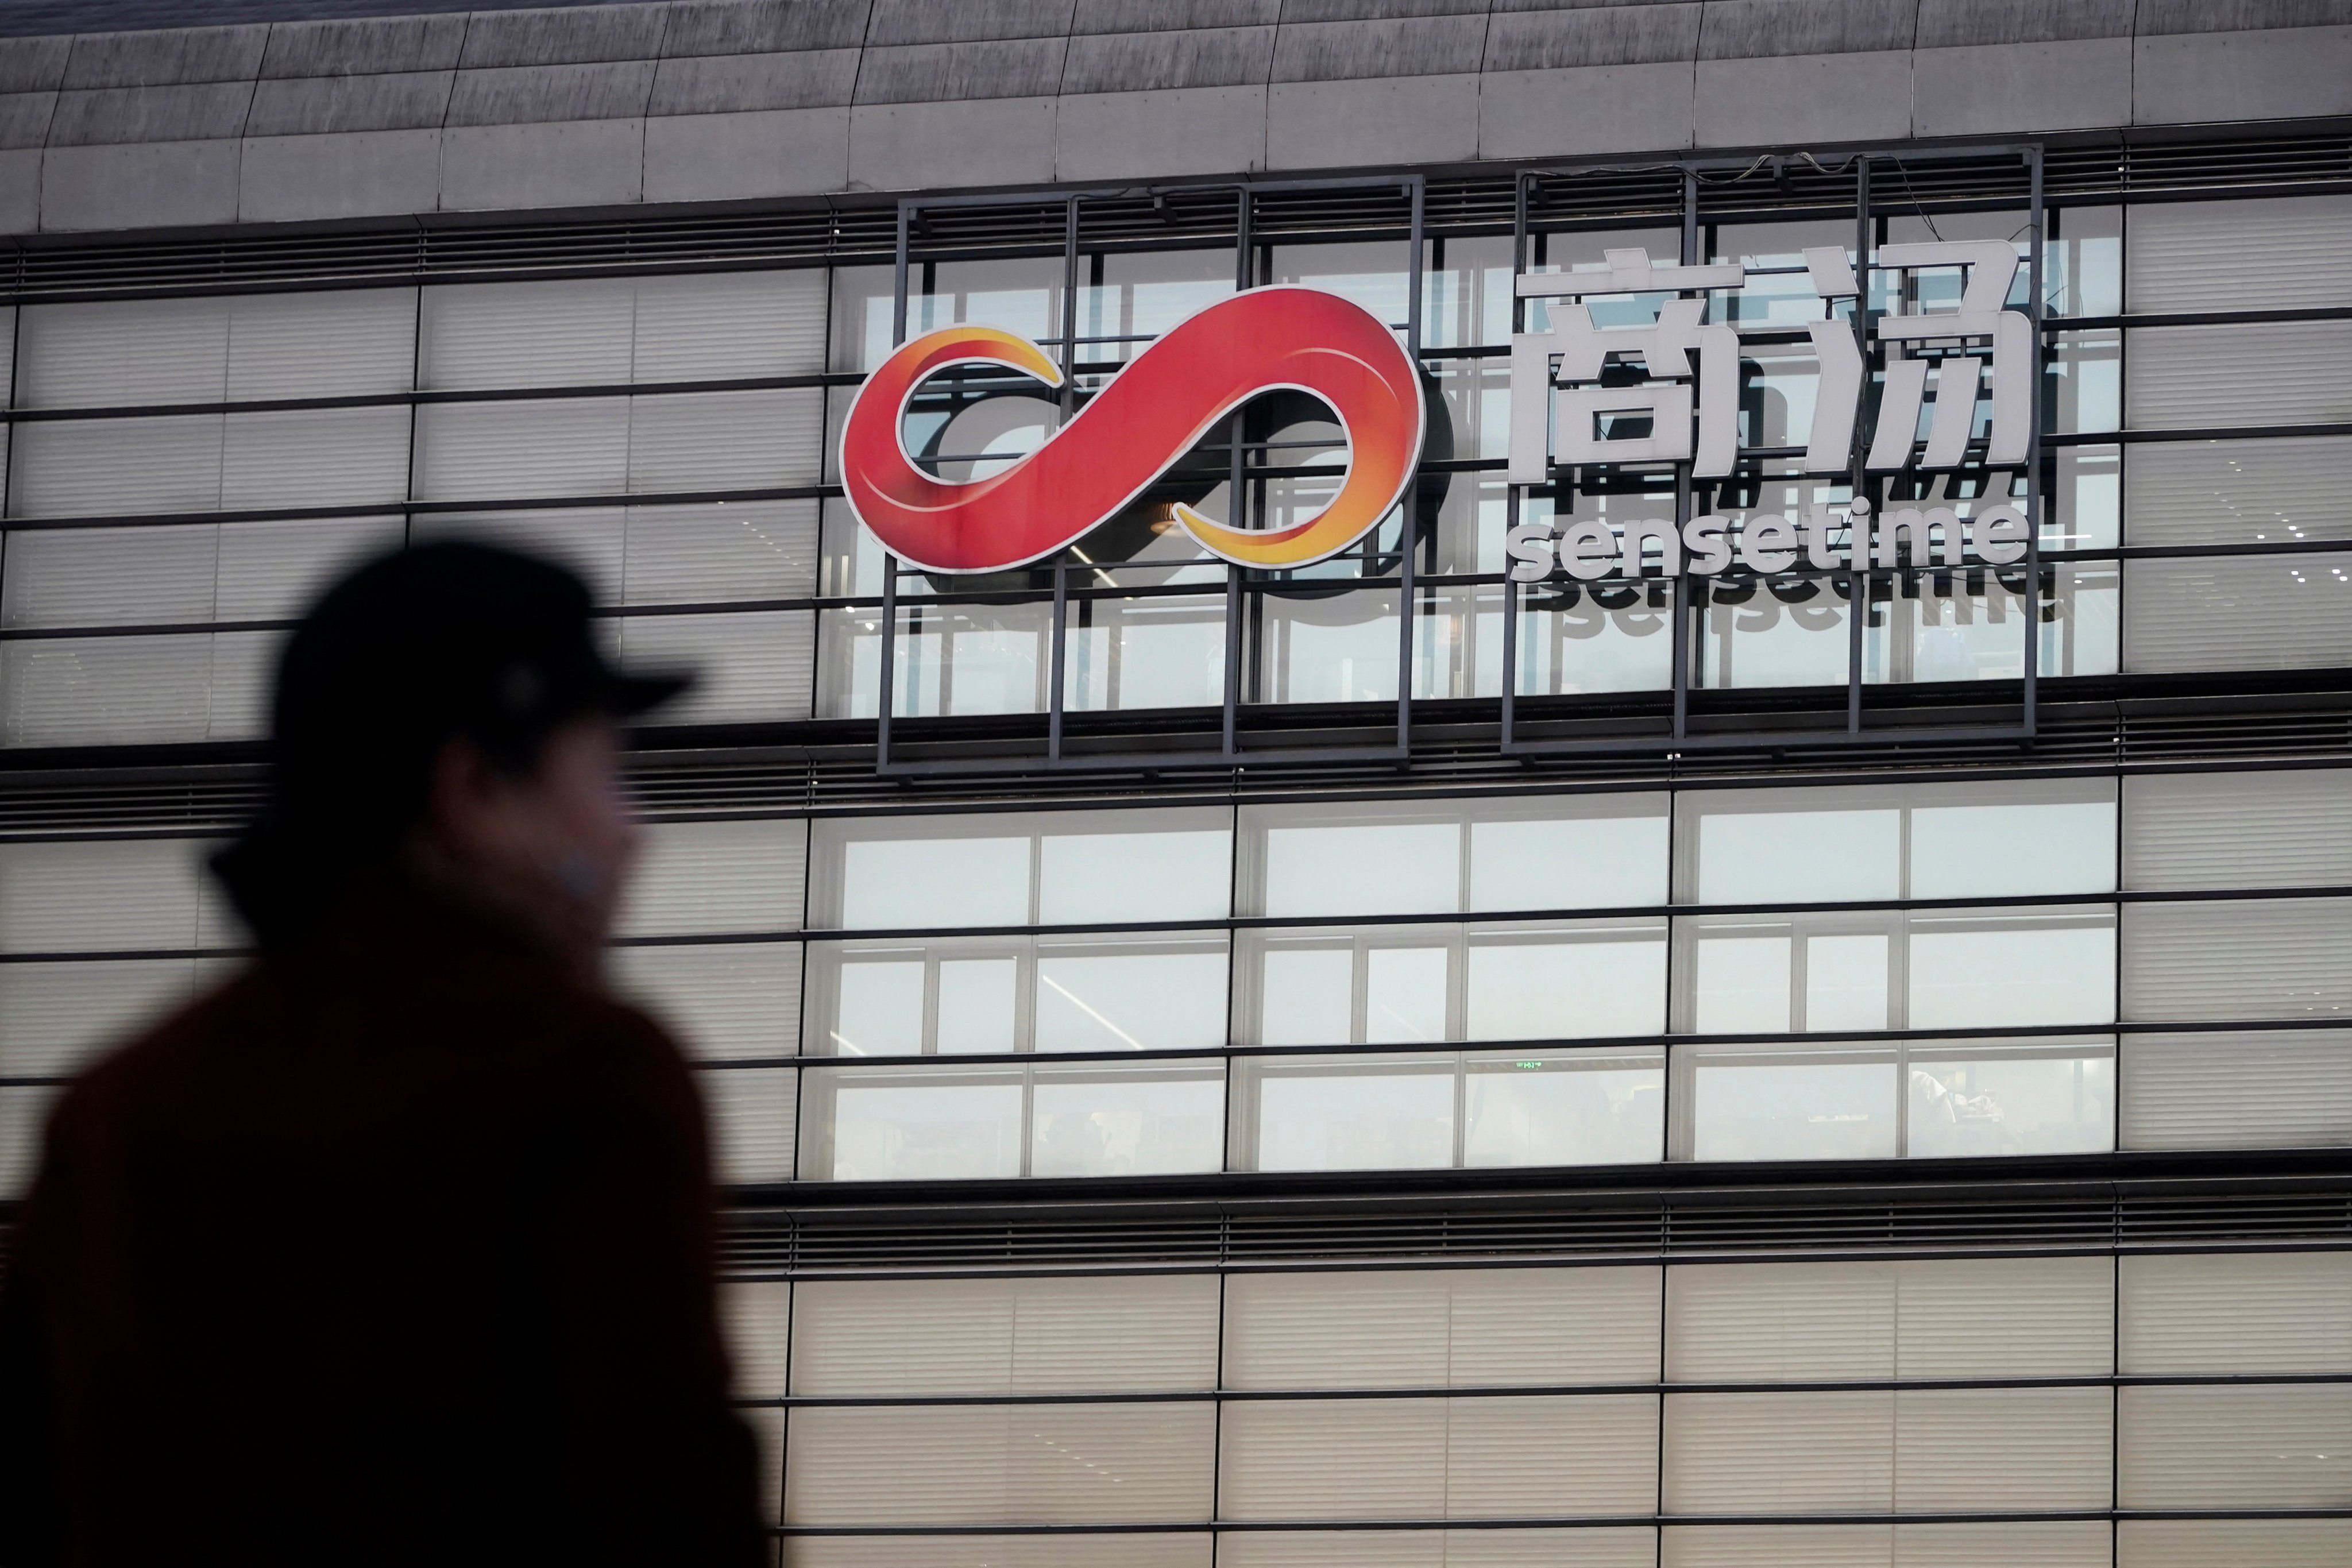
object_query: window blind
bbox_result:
[2123,554,2352,673]
[2127,322,2352,430]
[0,957,203,1077]
[1215,1394,1659,1521]
[618,818,806,939]
[411,398,632,502]
[412,509,625,597]
[214,517,405,621]
[624,389,824,494]
[2118,1519,2352,1568]
[2122,897,2352,1020]
[721,1278,791,1397]
[0,1083,60,1199]
[700,1064,795,1184]
[1661,1523,2113,1568]
[2119,1028,2352,1150]
[2124,769,2352,890]
[1221,1266,1662,1390]
[17,289,414,408]
[618,608,816,725]
[1661,1391,1895,1514]
[608,942,800,1059]
[2121,1250,2352,1374]
[1664,1257,2112,1382]
[220,407,411,512]
[418,270,826,391]
[789,1274,1221,1396]
[782,1401,1215,1525]
[2117,1383,2352,1508]
[0,837,216,953]
[2127,195,2352,313]
[620,500,821,603]
[2123,436,2352,549]
[11,415,226,518]
[2,522,219,627]
[1888,1387,2112,1512]
[786,1535,1211,1568]
[1,633,267,746]
[745,1406,783,1529]
[1218,1530,1656,1568]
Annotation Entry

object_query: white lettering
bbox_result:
[1975,504,2030,565]
[1682,514,1732,575]
[1558,518,1619,581]
[1504,522,1557,583]
[1620,516,1681,577]
[1739,513,1799,573]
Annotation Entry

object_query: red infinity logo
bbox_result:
[838,287,1424,573]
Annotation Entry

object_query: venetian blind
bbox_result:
[2127,195,2352,313]
[789,1535,1211,1568]
[617,818,805,939]
[0,837,228,953]
[608,942,800,1059]
[2121,897,2352,1020]
[619,607,816,724]
[2121,1250,2352,1373]
[2117,1519,2352,1568]
[0,1084,60,1198]
[1218,1528,1656,1568]
[782,1401,1215,1524]
[1221,1266,1661,1389]
[418,270,827,390]
[2117,1383,2352,1508]
[0,957,204,1078]
[2123,768,2352,890]
[16,289,415,408]
[2123,554,2352,674]
[699,1065,796,1184]
[2119,1028,2352,1150]
[789,1273,1221,1396]
[720,1278,791,1397]
[2127,322,2352,430]
[1660,1522,2112,1568]
[2123,436,2352,549]
[1215,1394,1658,1521]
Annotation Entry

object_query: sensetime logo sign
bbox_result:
[839,287,1423,574]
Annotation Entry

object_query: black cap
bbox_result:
[216,542,689,944]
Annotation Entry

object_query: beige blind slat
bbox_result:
[2120,1029,2352,1150]
[1891,1387,2113,1511]
[621,499,821,604]
[744,1406,783,1528]
[790,1275,1221,1396]
[787,1535,1211,1568]
[1664,1390,1894,1514]
[1215,1394,1658,1521]
[625,389,824,492]
[2128,322,2352,430]
[420,270,826,390]
[619,608,816,725]
[0,957,203,1077]
[700,1066,795,1184]
[0,839,209,953]
[2123,436,2352,549]
[1893,1522,2114,1567]
[2125,770,2352,891]
[0,1083,61,1199]
[609,942,800,1060]
[1223,1266,1661,1389]
[721,1279,791,1398]
[1893,1257,2114,1379]
[220,406,411,511]
[783,1401,1215,1524]
[18,289,414,407]
[1219,1528,1657,1568]
[619,819,806,939]
[2128,196,2352,313]
[411,397,632,502]
[2122,897,2352,1021]
[2123,555,2352,674]
[2118,1384,2352,1508]
[2118,1518,2352,1568]
[1663,1523,2112,1568]
[10,415,224,518]
[2121,1251,2352,1374]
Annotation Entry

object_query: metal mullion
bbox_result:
[1222,187,1252,762]
[1848,157,1872,735]
[2025,144,2045,740]
[1393,176,1424,756]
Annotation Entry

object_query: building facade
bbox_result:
[0,1,2349,1563]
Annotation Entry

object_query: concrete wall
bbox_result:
[0,0,2344,235]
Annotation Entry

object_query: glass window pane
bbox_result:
[1907,912,2117,1029]
[1241,1054,1455,1173]
[1910,797,2117,898]
[1254,587,1402,705]
[1037,822,1231,925]
[840,835,1029,929]
[1465,921,1667,1040]
[1259,817,1458,918]
[1907,1041,2114,1158]
[805,1066,1024,1180]
[1256,944,1353,1047]
[1462,1049,1664,1168]
[1678,1041,1900,1161]
[1805,934,1890,1033]
[1034,937,1227,1053]
[1364,945,1449,1045]
[1466,798,1669,913]
[1690,929,1794,1034]
[934,957,1017,1055]
[1696,578,1851,690]
[1689,800,1902,905]
[1030,1063,1225,1177]
[830,957,924,1056]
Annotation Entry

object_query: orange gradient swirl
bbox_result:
[838,287,1424,573]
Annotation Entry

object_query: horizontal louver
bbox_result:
[2123,437,2352,549]
[2127,195,2352,313]
[2122,554,2352,673]
[2120,1250,2352,1373]
[2123,769,2352,890]
[2127,322,2352,430]
[1222,1266,1660,1389]
[1216,1394,1659,1521]
[2121,897,2352,1020]
[789,1274,1220,1396]
[2117,1383,2352,1507]
[2119,1028,2352,1150]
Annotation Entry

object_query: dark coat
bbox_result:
[0,875,766,1568]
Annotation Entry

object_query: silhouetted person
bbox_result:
[0,544,763,1567]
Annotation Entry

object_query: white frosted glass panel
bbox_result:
[619,500,819,604]
[20,290,413,407]
[2121,1251,2352,1374]
[1663,1391,1894,1513]
[1262,820,1459,917]
[1366,945,1446,1042]
[836,834,1028,929]
[2118,1384,2352,1508]
[2129,195,2352,312]
[1679,1042,1899,1162]
[214,517,403,620]
[0,837,210,953]
[1465,798,1671,912]
[1690,804,1901,905]
[2121,1028,2352,1150]
[2,523,218,627]
[411,398,631,501]
[700,1065,796,1184]
[1034,945,1226,1053]
[608,942,799,1060]
[2123,898,2352,1021]
[1466,925,1667,1039]
[421,270,825,389]
[1224,1267,1661,1390]
[785,1401,1214,1524]
[1246,1056,1454,1172]
[1029,1063,1224,1177]
[1891,1387,2112,1511]
[1909,800,2115,898]
[791,1273,1219,1397]
[2129,322,2352,429]
[795,1538,1211,1568]
[619,608,814,724]
[1221,1530,1655,1568]
[1461,1049,1665,1168]
[1038,827,1231,925]
[2125,769,2352,891]
[11,415,223,517]
[2125,437,2352,548]
[221,406,410,511]
[720,1278,791,1398]
[810,1067,1025,1180]
[1,632,269,746]
[624,389,822,493]
[1256,944,1352,1046]
[2125,554,2352,673]
[0,957,203,1077]
[619,818,804,937]
[0,1083,60,1199]
[1216,1395,1658,1520]
[1907,916,2117,1028]
[2118,1518,2352,1568]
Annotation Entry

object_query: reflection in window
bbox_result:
[1029,1062,1225,1177]
[1064,592,1227,712]
[1252,586,1402,705]
[1673,1037,2115,1161]
[1697,577,1851,689]
[1234,1048,1666,1172]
